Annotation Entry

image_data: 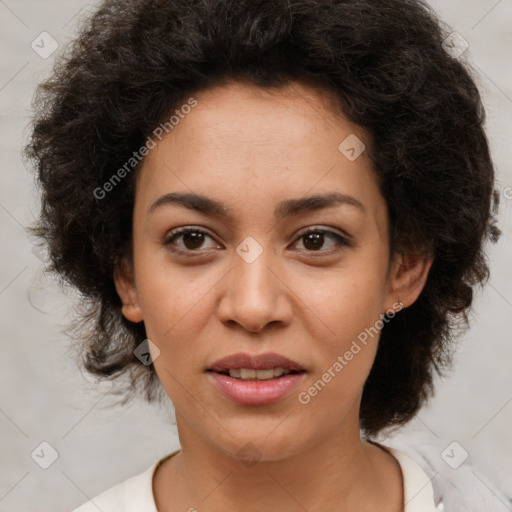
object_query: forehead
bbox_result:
[135,80,384,226]
[168,80,364,152]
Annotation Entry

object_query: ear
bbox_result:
[385,251,433,310]
[114,258,143,323]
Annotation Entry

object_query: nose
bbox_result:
[216,241,293,333]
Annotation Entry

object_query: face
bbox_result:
[115,80,431,461]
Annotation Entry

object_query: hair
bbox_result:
[25,0,501,437]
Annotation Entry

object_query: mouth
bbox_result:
[207,367,306,381]
[206,369,306,406]
[206,352,307,405]
[207,351,306,378]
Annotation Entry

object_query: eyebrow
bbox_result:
[149,191,366,219]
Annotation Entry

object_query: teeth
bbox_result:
[229,368,241,378]
[254,369,274,380]
[272,367,285,378]
[227,367,292,380]
[240,368,256,379]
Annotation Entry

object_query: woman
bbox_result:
[25,0,505,510]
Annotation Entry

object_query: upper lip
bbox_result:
[208,352,305,372]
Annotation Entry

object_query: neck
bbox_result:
[155,410,403,512]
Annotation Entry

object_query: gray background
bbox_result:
[0,0,511,510]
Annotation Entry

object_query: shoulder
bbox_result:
[380,445,441,512]
[383,438,512,512]
[71,465,156,512]
[70,451,179,512]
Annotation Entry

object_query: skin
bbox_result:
[115,80,433,512]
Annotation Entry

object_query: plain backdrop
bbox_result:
[0,0,511,510]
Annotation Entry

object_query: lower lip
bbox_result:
[207,371,305,405]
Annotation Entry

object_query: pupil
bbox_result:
[184,232,204,250]
[304,233,323,251]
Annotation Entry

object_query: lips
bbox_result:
[207,352,306,405]
[208,371,305,405]
[208,352,305,373]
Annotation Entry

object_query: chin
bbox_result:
[211,427,312,465]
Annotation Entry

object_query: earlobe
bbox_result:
[387,252,433,309]
[114,259,143,323]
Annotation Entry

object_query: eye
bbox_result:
[292,227,350,254]
[163,227,220,256]
[163,226,351,257]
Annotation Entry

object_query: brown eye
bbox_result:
[163,226,350,257]
[180,231,206,250]
[164,227,220,254]
[294,228,350,253]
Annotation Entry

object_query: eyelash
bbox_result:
[162,226,351,258]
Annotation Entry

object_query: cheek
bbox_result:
[133,259,222,398]
[137,268,212,406]
[294,266,386,402]
[295,310,380,424]
[137,271,212,344]
[297,259,387,343]
[132,238,210,332]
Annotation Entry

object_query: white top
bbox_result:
[71,445,442,511]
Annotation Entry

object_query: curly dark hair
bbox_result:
[24,0,501,437]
